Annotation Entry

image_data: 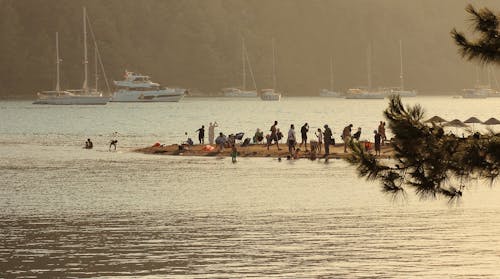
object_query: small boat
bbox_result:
[260,89,281,101]
[344,45,384,100]
[390,40,417,98]
[222,88,258,98]
[34,8,109,105]
[319,56,343,98]
[261,39,282,101]
[222,38,258,98]
[345,88,385,99]
[462,87,490,99]
[111,71,185,102]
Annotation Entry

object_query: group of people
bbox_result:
[83,133,118,151]
[188,119,388,159]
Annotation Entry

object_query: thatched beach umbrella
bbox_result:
[425,115,447,123]
[445,119,468,128]
[483,117,500,125]
[464,117,483,132]
[482,118,500,133]
[445,119,467,135]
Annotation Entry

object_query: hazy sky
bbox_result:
[2,0,500,97]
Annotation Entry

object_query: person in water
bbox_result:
[109,140,118,151]
[85,138,93,149]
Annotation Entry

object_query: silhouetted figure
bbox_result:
[267,121,281,150]
[374,130,381,156]
[196,125,205,144]
[300,123,309,151]
[109,140,118,151]
[85,138,93,149]
[323,124,333,158]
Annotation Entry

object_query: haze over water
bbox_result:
[1,97,500,277]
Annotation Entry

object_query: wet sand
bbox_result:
[135,142,394,159]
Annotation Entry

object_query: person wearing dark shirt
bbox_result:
[300,123,309,151]
[323,124,333,157]
[196,125,205,144]
[374,130,381,156]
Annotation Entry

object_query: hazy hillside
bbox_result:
[1,0,500,98]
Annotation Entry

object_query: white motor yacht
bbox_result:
[111,71,186,102]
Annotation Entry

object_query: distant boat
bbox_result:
[34,7,108,105]
[223,38,258,98]
[111,71,185,102]
[462,86,491,99]
[345,44,385,99]
[261,39,282,101]
[319,56,343,97]
[387,40,417,98]
[462,66,499,98]
[345,88,385,99]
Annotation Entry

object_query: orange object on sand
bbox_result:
[153,142,161,147]
[202,145,215,151]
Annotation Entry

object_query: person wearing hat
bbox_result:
[323,124,333,157]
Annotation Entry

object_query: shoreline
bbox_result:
[134,143,394,159]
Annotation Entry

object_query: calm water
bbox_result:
[1,97,500,277]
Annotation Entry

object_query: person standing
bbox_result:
[374,130,382,156]
[342,124,353,153]
[208,122,218,145]
[287,124,297,155]
[323,124,332,157]
[300,123,309,151]
[267,121,281,150]
[378,121,387,145]
[196,125,205,144]
[315,128,323,153]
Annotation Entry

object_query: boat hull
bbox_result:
[110,89,185,102]
[33,95,109,105]
[345,94,385,99]
[223,90,258,98]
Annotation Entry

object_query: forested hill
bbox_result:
[1,0,500,98]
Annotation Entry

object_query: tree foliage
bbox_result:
[346,95,500,201]
[451,4,500,65]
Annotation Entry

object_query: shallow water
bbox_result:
[1,97,500,277]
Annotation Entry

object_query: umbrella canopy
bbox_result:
[483,117,500,125]
[444,119,467,128]
[425,116,447,123]
[464,117,483,124]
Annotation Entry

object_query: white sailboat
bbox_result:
[389,40,417,97]
[319,56,343,97]
[222,37,258,98]
[345,44,385,99]
[34,7,109,105]
[261,38,282,101]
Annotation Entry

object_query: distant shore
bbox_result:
[135,143,394,159]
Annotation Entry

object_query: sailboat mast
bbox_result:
[242,37,246,90]
[83,6,88,93]
[367,44,372,90]
[272,38,276,90]
[399,40,404,90]
[329,56,334,91]
[94,47,98,92]
[55,32,61,92]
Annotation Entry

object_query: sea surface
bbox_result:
[1,96,500,278]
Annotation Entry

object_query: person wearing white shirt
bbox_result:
[287,124,296,154]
